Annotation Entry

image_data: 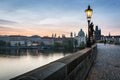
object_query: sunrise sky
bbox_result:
[0,0,120,37]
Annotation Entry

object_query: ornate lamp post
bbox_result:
[85,5,93,47]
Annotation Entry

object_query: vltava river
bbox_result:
[0,49,72,80]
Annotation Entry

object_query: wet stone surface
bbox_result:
[86,43,120,80]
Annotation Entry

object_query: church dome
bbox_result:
[78,29,85,36]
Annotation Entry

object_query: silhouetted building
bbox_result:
[74,29,86,47]
[28,35,41,46]
[62,34,66,38]
[95,26,101,40]
[74,32,76,37]
[0,36,9,42]
[70,32,73,38]
[101,34,120,44]
[9,35,27,46]
[41,36,54,46]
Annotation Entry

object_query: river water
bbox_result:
[0,49,72,80]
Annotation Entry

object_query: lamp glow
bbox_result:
[85,5,93,19]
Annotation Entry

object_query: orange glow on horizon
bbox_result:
[0,30,72,37]
[0,25,120,37]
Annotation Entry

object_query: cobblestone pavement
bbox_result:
[86,43,120,80]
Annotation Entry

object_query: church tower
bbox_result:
[95,26,101,40]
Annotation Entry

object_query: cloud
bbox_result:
[0,19,17,25]
[0,26,11,30]
[0,0,119,36]
[0,26,17,31]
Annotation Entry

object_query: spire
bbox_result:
[70,32,73,38]
[109,32,111,37]
[55,34,56,38]
[74,32,76,37]
[52,34,54,38]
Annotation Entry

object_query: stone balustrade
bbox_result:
[11,44,97,80]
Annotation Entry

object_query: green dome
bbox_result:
[78,29,85,36]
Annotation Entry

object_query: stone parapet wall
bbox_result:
[11,44,97,80]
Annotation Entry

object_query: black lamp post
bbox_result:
[85,5,93,47]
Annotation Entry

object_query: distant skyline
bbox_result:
[0,0,120,37]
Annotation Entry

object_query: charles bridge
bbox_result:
[11,43,120,80]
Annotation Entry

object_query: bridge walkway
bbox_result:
[86,43,120,80]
